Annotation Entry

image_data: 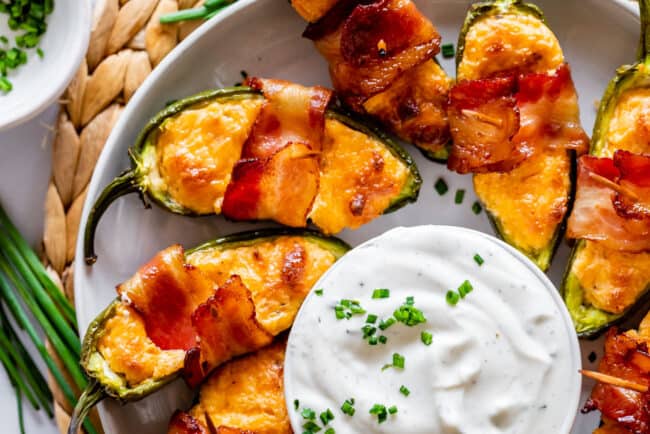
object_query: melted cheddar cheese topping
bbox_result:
[309,119,410,234]
[602,88,650,156]
[97,304,185,386]
[291,0,338,22]
[157,99,263,214]
[474,149,570,254]
[575,88,650,314]
[187,237,337,336]
[190,340,290,434]
[458,13,564,81]
[573,241,650,314]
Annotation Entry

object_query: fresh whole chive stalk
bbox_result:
[0,205,99,434]
[159,0,235,24]
[0,205,76,327]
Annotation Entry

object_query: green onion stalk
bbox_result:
[0,203,99,434]
[159,0,236,24]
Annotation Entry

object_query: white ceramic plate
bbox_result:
[75,1,641,433]
[0,0,91,131]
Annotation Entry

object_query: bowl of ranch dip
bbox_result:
[284,225,581,434]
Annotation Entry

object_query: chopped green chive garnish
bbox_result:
[393,352,405,369]
[446,290,460,306]
[378,317,396,331]
[320,409,335,425]
[473,253,484,266]
[302,408,316,420]
[315,289,324,296]
[393,298,426,326]
[302,420,321,432]
[0,36,7,44]
[458,280,474,298]
[442,42,455,58]
[368,336,378,345]
[372,288,390,299]
[434,178,448,195]
[0,77,12,92]
[399,385,410,396]
[388,405,398,415]
[366,314,378,324]
[421,331,433,346]
[36,47,43,58]
[369,404,388,423]
[324,429,335,434]
[454,189,465,204]
[472,201,483,215]
[361,324,376,338]
[294,399,300,410]
[341,398,355,416]
[334,299,365,320]
[378,335,388,344]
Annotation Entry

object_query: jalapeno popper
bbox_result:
[68,229,348,434]
[581,313,650,434]
[562,0,650,338]
[293,0,452,161]
[84,78,420,263]
[448,0,589,271]
[168,338,290,434]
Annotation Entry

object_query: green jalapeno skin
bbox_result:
[83,87,420,265]
[561,0,650,339]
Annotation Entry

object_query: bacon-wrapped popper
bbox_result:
[168,338,290,434]
[83,79,420,263]
[582,313,650,434]
[293,0,452,161]
[68,229,348,434]
[448,0,589,271]
[561,0,650,338]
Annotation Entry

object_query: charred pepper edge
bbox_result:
[560,0,650,339]
[75,228,350,421]
[83,88,419,265]
[455,0,568,272]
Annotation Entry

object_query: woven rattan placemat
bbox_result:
[42,0,206,431]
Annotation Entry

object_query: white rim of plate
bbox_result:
[284,225,583,434]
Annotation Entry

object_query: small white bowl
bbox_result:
[285,225,582,434]
[0,0,91,131]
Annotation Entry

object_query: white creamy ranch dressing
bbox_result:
[285,226,581,434]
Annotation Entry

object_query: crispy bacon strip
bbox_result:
[613,151,650,219]
[567,151,650,252]
[306,0,441,105]
[221,78,327,226]
[184,276,273,388]
[168,411,210,434]
[168,412,256,434]
[515,63,589,155]
[116,245,216,351]
[583,328,650,434]
[447,75,521,174]
[242,78,332,158]
[447,63,587,174]
[222,143,320,227]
